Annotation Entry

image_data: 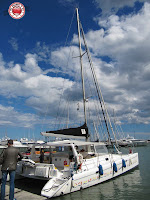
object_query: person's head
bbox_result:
[7,139,13,146]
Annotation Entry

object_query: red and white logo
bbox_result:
[8,2,25,19]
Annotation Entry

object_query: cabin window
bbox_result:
[95,145,108,154]
[55,146,69,153]
[90,145,95,153]
[17,147,28,153]
[77,145,95,153]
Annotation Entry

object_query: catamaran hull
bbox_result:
[41,153,139,198]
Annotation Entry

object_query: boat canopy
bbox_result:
[41,123,89,139]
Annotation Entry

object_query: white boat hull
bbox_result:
[41,152,139,198]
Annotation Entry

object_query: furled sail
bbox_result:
[41,123,89,139]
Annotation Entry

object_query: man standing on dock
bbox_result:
[0,139,23,200]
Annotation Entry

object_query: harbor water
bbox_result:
[1,144,150,200]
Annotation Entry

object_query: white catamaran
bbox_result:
[16,8,139,199]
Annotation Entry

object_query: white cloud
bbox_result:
[86,3,150,59]
[1,2,150,132]
[0,51,73,100]
[51,45,81,79]
[49,2,150,125]
[23,53,42,75]
[0,51,74,128]
[34,42,51,63]
[93,0,150,15]
[0,104,38,128]
[8,37,18,51]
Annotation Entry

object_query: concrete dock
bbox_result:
[0,178,48,200]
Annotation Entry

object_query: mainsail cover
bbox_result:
[41,123,89,139]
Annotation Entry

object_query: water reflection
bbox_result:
[54,169,142,200]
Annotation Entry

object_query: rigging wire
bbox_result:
[79,20,119,148]
[52,9,76,130]
[83,62,106,141]
[85,60,107,139]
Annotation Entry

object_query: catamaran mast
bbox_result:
[79,21,118,147]
[76,8,88,130]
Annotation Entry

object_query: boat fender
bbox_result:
[113,162,117,172]
[98,164,103,175]
[122,159,126,168]
[77,153,83,165]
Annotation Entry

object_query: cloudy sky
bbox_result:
[0,0,150,140]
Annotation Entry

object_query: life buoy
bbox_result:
[64,160,67,165]
[77,153,83,165]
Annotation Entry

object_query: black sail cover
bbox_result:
[46,123,89,138]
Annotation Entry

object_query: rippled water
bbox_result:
[54,144,150,200]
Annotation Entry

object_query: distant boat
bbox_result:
[20,137,28,144]
[125,135,147,146]
[20,137,36,147]
[20,138,45,145]
[0,145,7,179]
[105,138,132,148]
[36,140,45,144]
[13,140,29,153]
[0,136,10,145]
[117,139,132,147]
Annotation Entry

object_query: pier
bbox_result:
[0,178,47,200]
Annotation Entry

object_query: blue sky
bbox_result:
[0,0,150,141]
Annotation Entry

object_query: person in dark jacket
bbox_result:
[0,139,23,200]
[39,149,44,163]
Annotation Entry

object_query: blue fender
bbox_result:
[98,164,103,175]
[122,159,126,168]
[113,162,117,172]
